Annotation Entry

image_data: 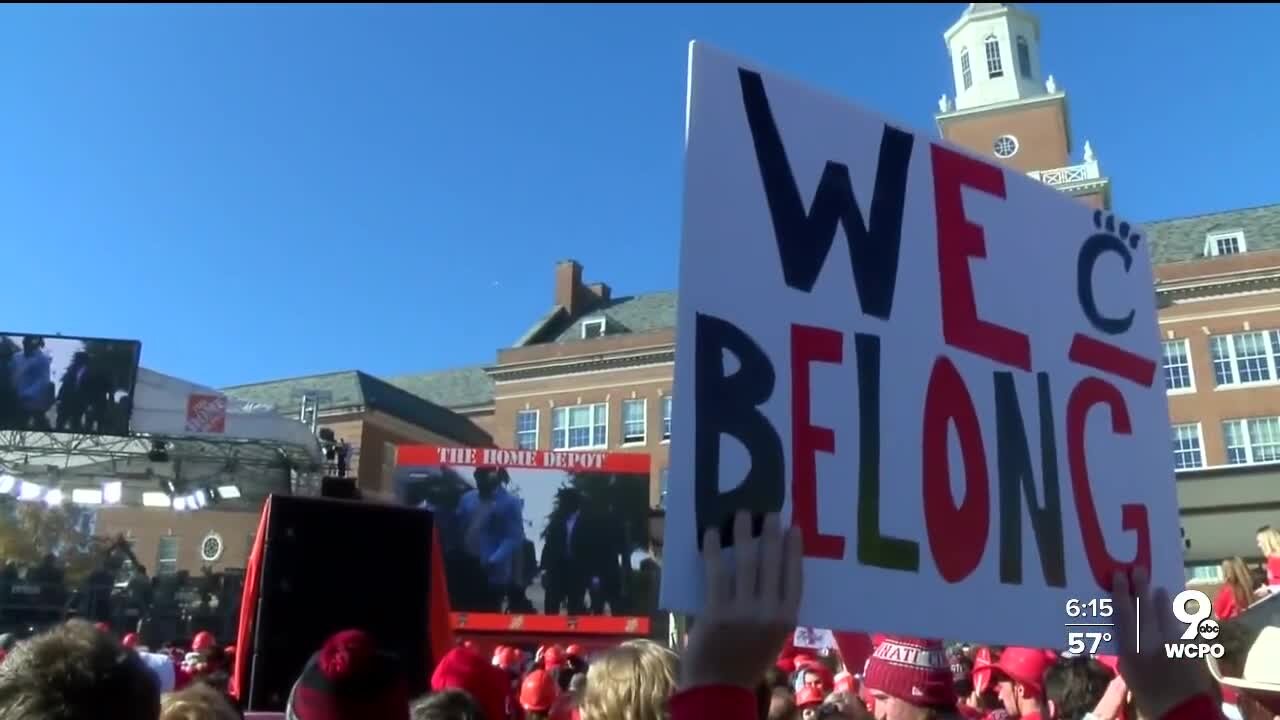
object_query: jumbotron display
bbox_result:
[0,333,142,437]
[393,445,655,632]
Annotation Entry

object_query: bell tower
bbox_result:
[936,3,1111,209]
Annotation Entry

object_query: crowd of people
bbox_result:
[0,512,1273,720]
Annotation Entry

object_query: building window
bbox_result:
[515,410,538,450]
[156,536,179,576]
[1205,232,1246,257]
[1016,36,1032,78]
[661,396,673,441]
[960,48,972,90]
[552,403,607,450]
[993,135,1018,159]
[984,35,1003,78]
[622,399,646,445]
[1210,331,1280,386]
[1224,416,1280,465]
[1185,564,1224,584]
[581,318,607,340]
[1162,339,1194,392]
[1172,424,1204,471]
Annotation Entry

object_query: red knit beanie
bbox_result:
[431,645,510,720]
[863,636,956,709]
[286,629,410,720]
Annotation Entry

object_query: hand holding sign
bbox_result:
[1109,568,1214,720]
[662,41,1182,651]
[680,512,803,691]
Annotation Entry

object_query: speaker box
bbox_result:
[240,495,435,711]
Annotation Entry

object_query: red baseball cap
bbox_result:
[796,684,826,708]
[994,647,1052,694]
[520,669,559,712]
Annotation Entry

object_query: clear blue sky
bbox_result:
[3,3,1275,387]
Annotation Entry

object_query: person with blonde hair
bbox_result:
[159,683,239,720]
[580,639,679,720]
[1215,557,1257,620]
[1254,526,1280,596]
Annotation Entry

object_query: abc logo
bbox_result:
[1172,590,1223,642]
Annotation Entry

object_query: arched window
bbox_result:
[984,35,1004,78]
[1016,36,1032,78]
[960,47,972,90]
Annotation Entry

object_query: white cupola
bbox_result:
[944,4,1047,111]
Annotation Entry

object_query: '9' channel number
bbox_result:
[1065,598,1113,618]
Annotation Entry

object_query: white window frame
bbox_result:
[1205,231,1247,257]
[960,47,972,90]
[621,399,647,446]
[156,536,180,576]
[581,318,607,340]
[1185,564,1225,585]
[1161,338,1195,394]
[1171,423,1204,472]
[515,409,539,450]
[661,396,673,443]
[1210,330,1280,388]
[1223,416,1280,466]
[984,35,1003,78]
[551,402,608,450]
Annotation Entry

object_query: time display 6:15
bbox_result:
[1065,598,1113,618]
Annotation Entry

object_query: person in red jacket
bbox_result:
[1214,557,1255,621]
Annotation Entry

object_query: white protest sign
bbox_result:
[660,42,1182,651]
[794,626,837,651]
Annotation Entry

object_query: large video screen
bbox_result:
[0,333,142,436]
[394,446,655,626]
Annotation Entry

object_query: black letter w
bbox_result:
[739,68,914,321]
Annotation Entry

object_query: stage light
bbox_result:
[43,489,64,506]
[18,481,44,501]
[189,491,207,509]
[0,475,16,495]
[160,478,177,496]
[102,482,122,505]
[142,492,170,508]
[71,488,103,505]
[172,496,188,511]
[216,485,241,500]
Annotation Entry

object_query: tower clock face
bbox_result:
[993,135,1019,158]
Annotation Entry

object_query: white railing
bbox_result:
[1027,159,1101,187]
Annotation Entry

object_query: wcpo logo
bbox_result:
[1164,590,1224,659]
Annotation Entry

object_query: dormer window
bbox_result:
[581,317,607,339]
[1205,231,1247,257]
[984,35,1003,78]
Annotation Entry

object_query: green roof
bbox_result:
[519,292,677,344]
[223,370,491,446]
[386,366,494,409]
[1146,203,1280,265]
